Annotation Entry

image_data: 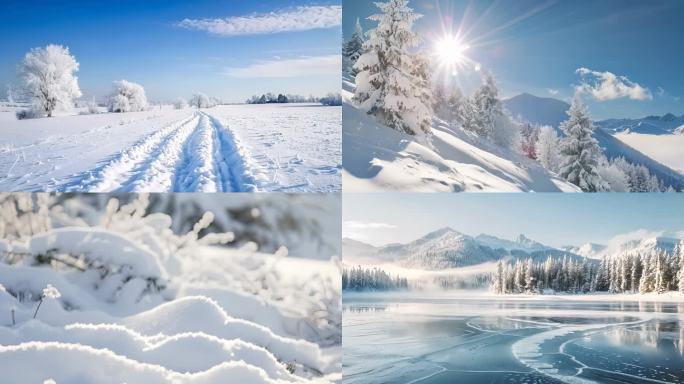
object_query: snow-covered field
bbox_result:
[208,104,341,192]
[614,132,684,175]
[0,103,341,192]
[0,194,341,383]
[344,292,684,384]
[342,89,579,192]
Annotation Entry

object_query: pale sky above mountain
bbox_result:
[343,194,684,248]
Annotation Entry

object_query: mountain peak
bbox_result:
[423,226,460,239]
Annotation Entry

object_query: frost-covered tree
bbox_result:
[174,98,188,109]
[190,93,211,109]
[597,156,629,192]
[108,80,147,112]
[353,0,432,136]
[19,44,82,117]
[520,123,540,159]
[639,255,655,294]
[343,18,365,74]
[535,126,560,172]
[557,97,608,192]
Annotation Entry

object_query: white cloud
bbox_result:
[606,229,663,252]
[177,5,341,37]
[224,55,340,78]
[343,221,397,230]
[547,88,559,96]
[575,67,652,101]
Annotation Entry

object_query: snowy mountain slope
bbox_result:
[503,93,570,129]
[503,93,684,189]
[597,113,684,135]
[0,104,341,192]
[343,228,584,270]
[343,90,580,192]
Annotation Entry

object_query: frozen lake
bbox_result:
[343,292,684,384]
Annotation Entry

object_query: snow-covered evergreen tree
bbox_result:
[678,240,684,293]
[343,18,365,74]
[557,97,608,192]
[524,258,534,292]
[19,44,82,118]
[353,0,433,136]
[492,260,504,294]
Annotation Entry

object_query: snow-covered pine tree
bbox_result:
[678,240,684,293]
[655,252,667,294]
[354,0,433,136]
[631,255,641,292]
[558,97,608,192]
[639,254,655,294]
[524,258,534,293]
[343,18,365,75]
[493,260,504,294]
[463,73,502,139]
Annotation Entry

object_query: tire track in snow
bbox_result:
[173,113,222,192]
[66,113,198,192]
[62,111,257,192]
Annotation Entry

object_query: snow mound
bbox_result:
[343,91,579,192]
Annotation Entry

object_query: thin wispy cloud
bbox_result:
[177,5,341,37]
[224,55,340,78]
[575,67,652,101]
[344,221,398,230]
[547,88,559,96]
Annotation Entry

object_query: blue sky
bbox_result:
[0,0,341,103]
[344,0,684,119]
[343,194,684,248]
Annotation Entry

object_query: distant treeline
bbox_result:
[343,266,408,291]
[246,93,341,106]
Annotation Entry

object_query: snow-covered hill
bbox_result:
[503,93,684,189]
[343,89,580,192]
[343,228,583,270]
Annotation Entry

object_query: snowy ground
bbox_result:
[614,132,684,175]
[208,104,341,192]
[0,103,340,192]
[344,292,684,384]
[0,194,341,383]
[342,87,579,192]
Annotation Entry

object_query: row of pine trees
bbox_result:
[492,241,684,294]
[342,266,409,291]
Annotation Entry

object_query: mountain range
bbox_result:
[343,227,681,270]
[502,93,684,189]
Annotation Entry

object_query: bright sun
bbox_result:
[434,35,470,66]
